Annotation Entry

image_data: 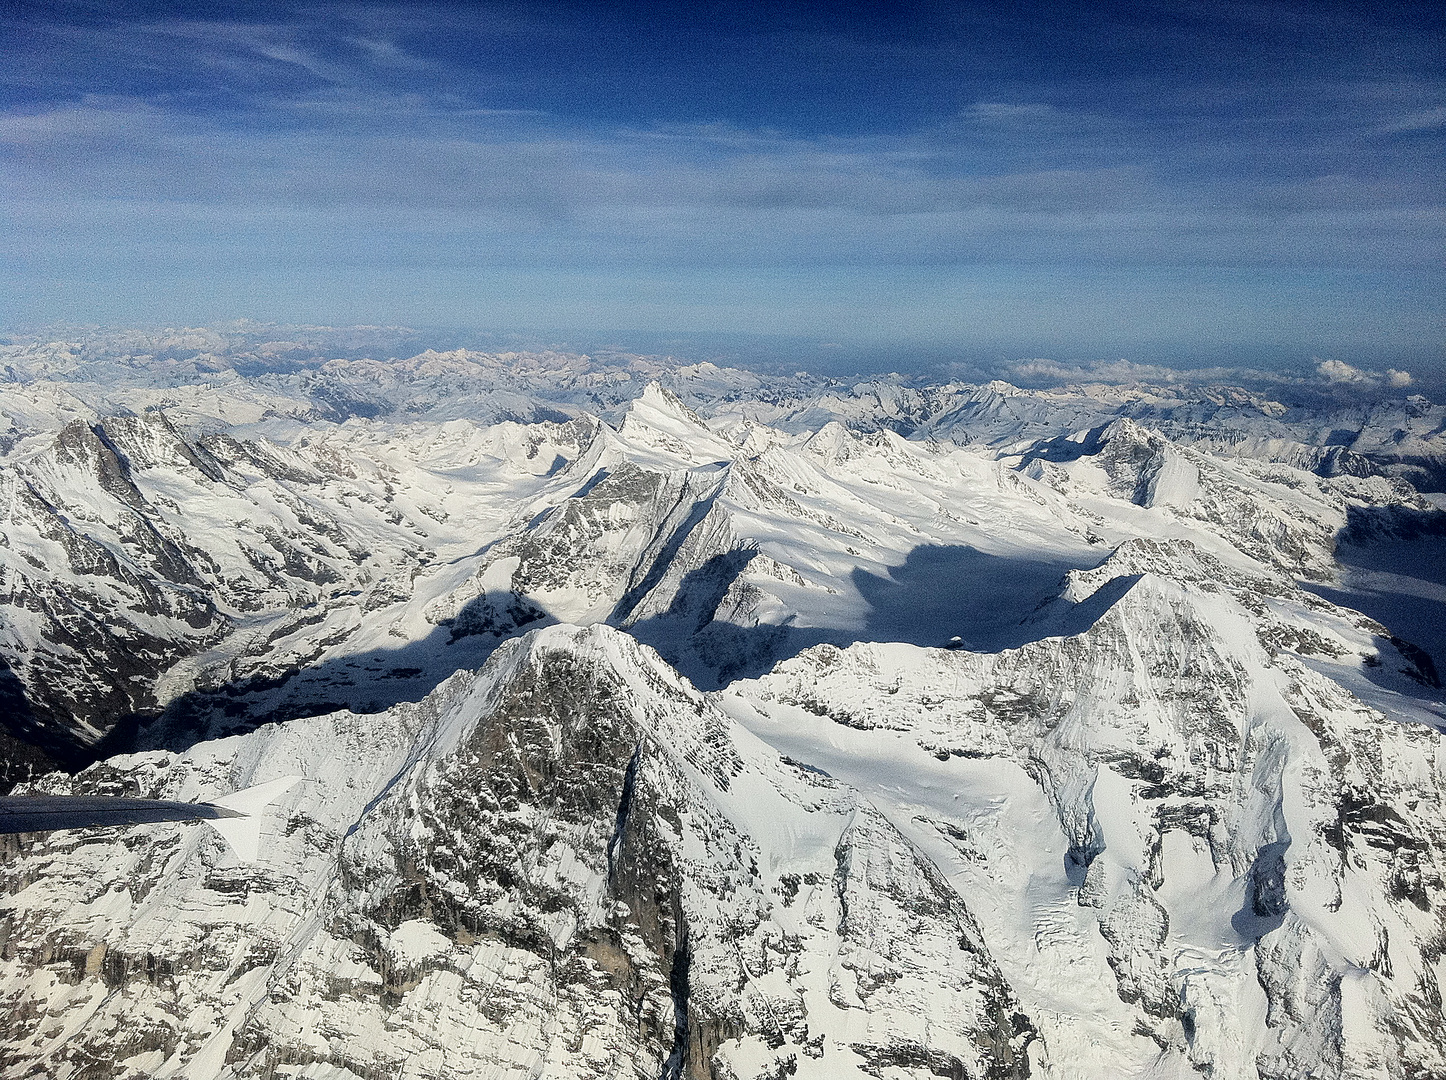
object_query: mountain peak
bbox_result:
[616,380,734,464]
[634,380,704,422]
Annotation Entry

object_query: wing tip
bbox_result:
[206,775,307,862]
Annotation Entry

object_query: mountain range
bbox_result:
[1,329,1444,1079]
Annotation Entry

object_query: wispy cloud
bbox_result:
[1383,106,1446,133]
[966,102,1074,126]
[4,93,1441,271]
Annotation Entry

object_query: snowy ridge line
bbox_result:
[2,369,1442,772]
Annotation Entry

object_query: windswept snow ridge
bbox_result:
[1,333,1444,1078]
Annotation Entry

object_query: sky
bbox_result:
[2,0,1443,376]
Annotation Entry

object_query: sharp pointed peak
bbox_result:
[631,381,706,423]
[616,381,734,465]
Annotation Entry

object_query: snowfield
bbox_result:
[0,332,1444,1078]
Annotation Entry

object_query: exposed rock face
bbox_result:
[0,416,231,765]
[0,626,1034,1079]
[0,403,595,777]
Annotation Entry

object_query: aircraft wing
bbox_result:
[0,776,305,862]
[0,795,244,833]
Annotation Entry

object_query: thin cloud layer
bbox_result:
[7,95,1438,273]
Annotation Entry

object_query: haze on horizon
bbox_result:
[2,0,1442,378]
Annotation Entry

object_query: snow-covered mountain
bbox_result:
[1,332,1444,1078]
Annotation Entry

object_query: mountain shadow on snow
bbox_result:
[850,544,1106,652]
[87,590,557,760]
[631,543,1107,690]
[19,542,1121,772]
[1304,503,1446,700]
[0,657,73,790]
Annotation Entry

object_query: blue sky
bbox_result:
[2,1,1442,374]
